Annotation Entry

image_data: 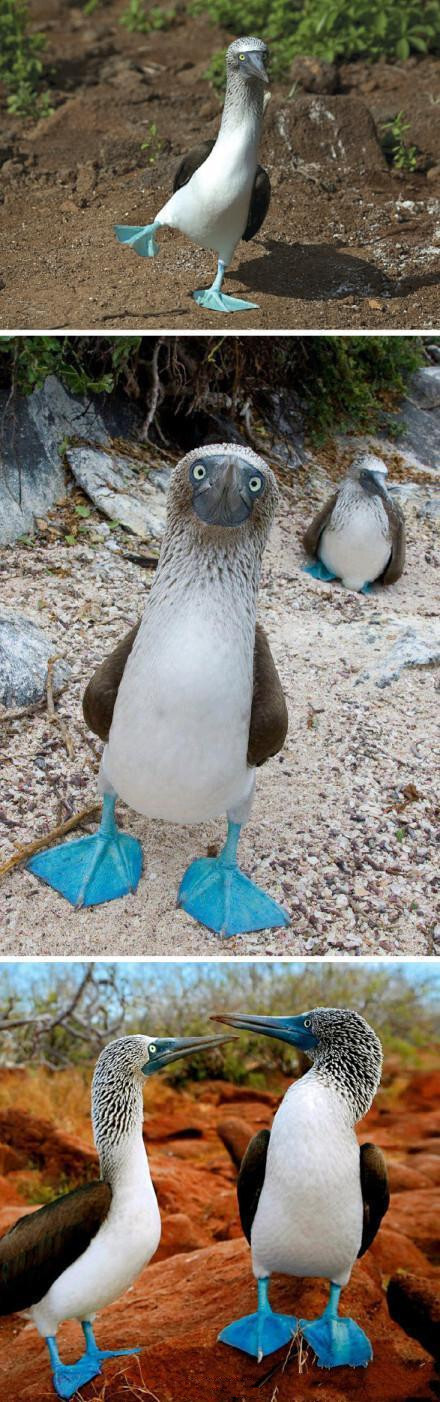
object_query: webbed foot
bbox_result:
[114,223,159,257]
[300,1313,372,1369]
[52,1357,100,1399]
[303,560,338,582]
[193,287,258,312]
[28,795,142,907]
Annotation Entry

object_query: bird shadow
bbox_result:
[230,239,440,302]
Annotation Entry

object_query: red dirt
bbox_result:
[0,1,439,330]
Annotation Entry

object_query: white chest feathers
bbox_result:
[102,594,255,823]
[251,1073,363,1287]
[156,128,259,264]
[319,489,391,590]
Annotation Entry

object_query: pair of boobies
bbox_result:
[0,1029,233,1399]
[28,445,289,938]
[214,1004,389,1371]
[303,454,406,593]
[115,37,271,314]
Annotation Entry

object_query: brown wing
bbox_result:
[247,622,288,767]
[237,1129,270,1244]
[0,1181,111,1316]
[83,622,141,742]
[173,145,270,243]
[380,500,406,585]
[302,492,339,559]
[358,1142,389,1257]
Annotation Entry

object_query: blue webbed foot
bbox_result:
[178,820,289,937]
[193,287,258,312]
[114,223,159,257]
[87,1345,142,1362]
[300,1313,372,1369]
[219,1309,297,1361]
[52,1357,100,1399]
[360,581,372,594]
[27,795,142,908]
[303,560,338,582]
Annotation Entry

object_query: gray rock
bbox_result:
[376,626,440,688]
[66,447,168,539]
[0,613,71,707]
[410,366,440,409]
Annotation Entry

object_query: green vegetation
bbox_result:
[0,0,53,118]
[120,0,176,32]
[381,111,418,171]
[140,120,164,162]
[191,0,440,80]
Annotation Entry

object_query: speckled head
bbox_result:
[166,443,279,545]
[348,452,389,494]
[226,36,269,83]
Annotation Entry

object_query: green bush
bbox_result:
[120,0,176,32]
[0,0,53,118]
[191,0,440,76]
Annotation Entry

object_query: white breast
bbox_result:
[102,597,255,823]
[156,130,258,264]
[319,495,391,590]
[251,1073,363,1288]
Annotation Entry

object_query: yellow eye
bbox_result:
[149,1043,157,1054]
[239,53,245,60]
[193,464,206,481]
[249,475,262,493]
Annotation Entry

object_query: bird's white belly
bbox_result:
[30,1180,161,1337]
[103,607,254,823]
[251,1077,363,1287]
[157,139,257,262]
[319,501,390,590]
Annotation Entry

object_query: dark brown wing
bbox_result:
[173,141,215,193]
[0,1181,111,1316]
[237,1129,270,1244]
[358,1142,389,1257]
[380,500,406,585]
[173,146,270,243]
[302,492,339,559]
[83,622,141,742]
[247,622,288,767]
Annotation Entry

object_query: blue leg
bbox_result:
[27,793,142,908]
[360,581,372,594]
[219,1277,297,1362]
[82,1319,141,1366]
[114,221,159,257]
[193,259,258,313]
[300,1282,373,1370]
[303,560,339,582]
[46,1336,100,1399]
[177,820,289,937]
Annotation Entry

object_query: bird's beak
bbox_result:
[243,51,269,83]
[211,1012,317,1050]
[142,1033,235,1076]
[192,454,255,528]
[360,469,388,494]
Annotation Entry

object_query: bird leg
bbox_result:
[114,222,160,257]
[218,1277,297,1360]
[177,818,289,937]
[193,258,259,313]
[303,560,339,582]
[27,792,143,908]
[299,1281,373,1369]
[81,1319,142,1365]
[46,1335,100,1399]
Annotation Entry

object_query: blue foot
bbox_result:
[177,822,289,936]
[114,223,159,257]
[52,1357,100,1399]
[27,794,142,908]
[303,561,338,582]
[360,581,372,594]
[301,1314,372,1369]
[219,1280,297,1361]
[193,287,258,312]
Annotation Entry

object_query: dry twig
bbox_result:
[0,802,101,881]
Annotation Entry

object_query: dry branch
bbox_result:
[0,803,101,881]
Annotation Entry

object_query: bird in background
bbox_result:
[114,38,271,314]
[302,453,406,592]
[212,1005,389,1370]
[0,1029,232,1398]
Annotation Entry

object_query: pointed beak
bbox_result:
[142,1033,235,1076]
[211,1013,317,1049]
[243,51,269,83]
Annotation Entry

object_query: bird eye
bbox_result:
[239,53,245,60]
[193,464,206,481]
[249,476,262,493]
[149,1043,157,1054]
[304,1019,311,1028]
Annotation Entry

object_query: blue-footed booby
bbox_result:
[213,1006,389,1370]
[0,1030,232,1399]
[114,37,271,313]
[303,454,406,592]
[28,444,289,937]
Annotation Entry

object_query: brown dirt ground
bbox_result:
[1,1,440,331]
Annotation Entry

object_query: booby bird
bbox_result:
[302,454,406,592]
[28,444,289,937]
[114,37,271,313]
[212,1006,389,1370]
[0,1030,232,1399]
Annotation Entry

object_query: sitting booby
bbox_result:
[302,454,406,592]
[0,1030,231,1399]
[213,1006,389,1370]
[114,37,271,314]
[28,444,289,937]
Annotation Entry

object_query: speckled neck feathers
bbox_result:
[92,1038,146,1182]
[307,1010,383,1122]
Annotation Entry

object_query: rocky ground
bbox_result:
[0,368,439,955]
[0,1062,438,1401]
[1,1,440,330]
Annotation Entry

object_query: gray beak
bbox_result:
[242,51,269,83]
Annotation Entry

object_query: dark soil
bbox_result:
[1,1,440,331]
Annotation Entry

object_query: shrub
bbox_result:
[0,0,53,118]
